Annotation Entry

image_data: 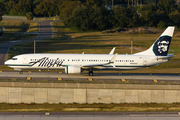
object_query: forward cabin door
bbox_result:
[23,56,27,64]
[143,57,147,66]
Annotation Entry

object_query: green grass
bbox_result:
[0,33,37,43]
[5,21,180,73]
[0,103,180,112]
[0,20,38,43]
[0,20,39,32]
[27,21,39,32]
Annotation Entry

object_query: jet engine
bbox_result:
[65,66,82,74]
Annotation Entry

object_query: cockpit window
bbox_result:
[12,58,17,60]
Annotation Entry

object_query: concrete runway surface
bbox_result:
[0,112,179,120]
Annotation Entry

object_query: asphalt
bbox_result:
[0,112,179,120]
[0,21,54,65]
[0,71,180,82]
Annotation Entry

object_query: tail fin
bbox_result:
[135,26,175,56]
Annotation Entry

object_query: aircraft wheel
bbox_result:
[19,71,23,74]
[89,71,93,76]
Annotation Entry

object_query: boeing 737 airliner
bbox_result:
[5,26,175,76]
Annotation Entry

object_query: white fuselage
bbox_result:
[5,53,168,71]
[4,26,175,75]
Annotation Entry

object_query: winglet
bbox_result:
[109,53,118,63]
[109,47,116,54]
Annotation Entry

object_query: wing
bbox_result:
[81,53,118,68]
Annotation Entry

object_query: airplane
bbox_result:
[5,26,175,76]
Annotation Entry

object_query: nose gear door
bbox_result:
[23,56,27,64]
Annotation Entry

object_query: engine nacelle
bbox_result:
[65,66,82,74]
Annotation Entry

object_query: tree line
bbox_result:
[1,0,180,30]
[59,0,180,30]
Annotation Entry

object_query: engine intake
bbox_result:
[65,66,82,74]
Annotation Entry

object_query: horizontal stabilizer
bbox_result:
[157,53,174,59]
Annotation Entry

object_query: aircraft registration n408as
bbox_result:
[5,26,175,76]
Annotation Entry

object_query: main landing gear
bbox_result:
[89,71,93,76]
[19,71,23,74]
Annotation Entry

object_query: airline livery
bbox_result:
[5,26,175,76]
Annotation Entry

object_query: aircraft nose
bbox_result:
[4,60,10,65]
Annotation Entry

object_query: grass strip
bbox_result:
[0,20,38,43]
[0,103,180,112]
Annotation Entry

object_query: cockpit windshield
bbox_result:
[12,58,17,60]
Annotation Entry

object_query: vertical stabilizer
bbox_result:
[135,26,175,56]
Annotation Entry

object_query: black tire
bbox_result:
[89,71,93,76]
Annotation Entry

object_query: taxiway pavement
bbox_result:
[0,71,179,81]
[0,112,179,120]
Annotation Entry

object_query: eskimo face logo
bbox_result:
[153,36,171,56]
[157,41,169,53]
